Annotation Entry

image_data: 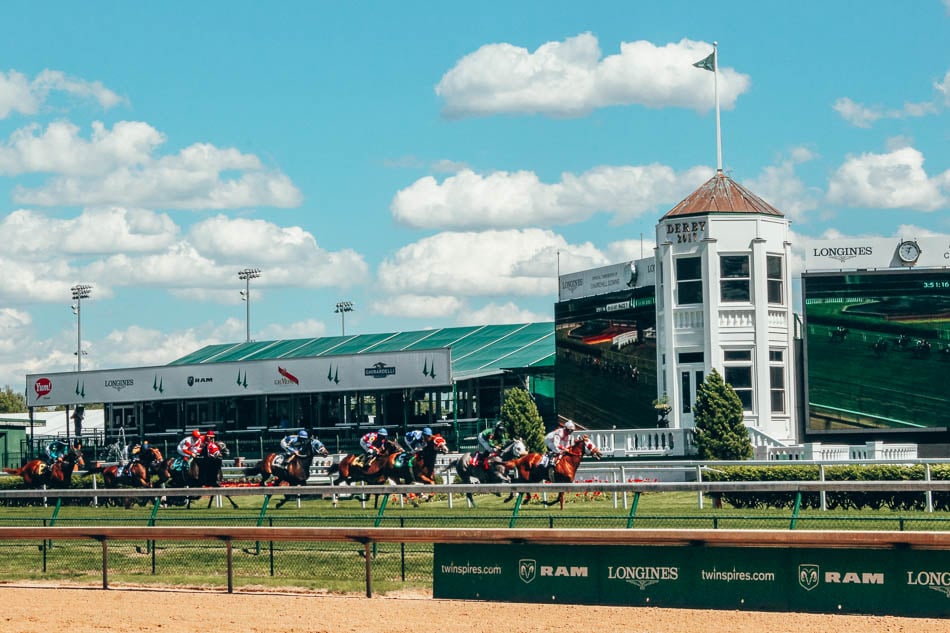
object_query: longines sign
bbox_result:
[26,348,451,406]
[804,236,950,271]
[559,256,656,302]
[435,543,949,616]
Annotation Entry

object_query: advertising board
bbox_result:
[434,543,950,617]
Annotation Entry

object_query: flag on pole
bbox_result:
[693,52,715,72]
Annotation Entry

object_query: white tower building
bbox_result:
[655,172,797,445]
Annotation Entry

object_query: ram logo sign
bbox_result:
[519,559,536,584]
[799,564,819,591]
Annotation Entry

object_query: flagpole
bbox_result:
[713,41,722,173]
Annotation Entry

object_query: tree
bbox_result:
[500,387,546,453]
[0,385,26,413]
[692,369,753,460]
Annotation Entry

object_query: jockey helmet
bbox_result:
[377,428,388,437]
[191,429,201,439]
[563,421,576,431]
[206,430,215,438]
[423,427,433,437]
[298,430,309,439]
[494,421,505,432]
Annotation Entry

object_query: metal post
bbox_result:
[790,491,802,530]
[925,463,933,513]
[509,492,524,528]
[364,541,373,598]
[225,538,233,593]
[100,537,109,590]
[626,492,641,529]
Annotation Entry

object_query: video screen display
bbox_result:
[555,287,658,429]
[803,270,950,434]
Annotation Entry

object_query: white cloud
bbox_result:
[742,148,820,222]
[392,164,713,229]
[833,97,938,128]
[827,147,948,210]
[0,121,164,176]
[457,302,551,326]
[377,229,609,298]
[371,295,465,319]
[0,207,178,256]
[936,70,950,106]
[257,319,327,341]
[436,34,750,118]
[0,69,123,120]
[7,122,302,210]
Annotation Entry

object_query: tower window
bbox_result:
[767,255,784,304]
[720,255,750,302]
[676,257,703,305]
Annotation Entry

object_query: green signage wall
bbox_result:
[434,543,950,617]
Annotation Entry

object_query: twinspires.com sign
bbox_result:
[434,544,949,617]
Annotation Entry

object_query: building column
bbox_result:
[751,235,769,431]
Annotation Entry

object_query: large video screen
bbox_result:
[803,269,950,434]
[555,287,657,430]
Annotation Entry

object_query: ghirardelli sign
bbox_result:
[811,245,873,263]
[364,362,396,378]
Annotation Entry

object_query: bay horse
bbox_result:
[87,446,164,507]
[504,434,602,510]
[4,442,85,491]
[453,438,528,507]
[244,440,331,509]
[385,434,449,485]
[155,440,237,508]
[328,439,403,487]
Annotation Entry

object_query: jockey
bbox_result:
[403,427,432,453]
[543,420,575,481]
[280,429,311,458]
[44,439,69,465]
[475,421,509,468]
[359,428,389,464]
[202,430,217,456]
[119,439,142,478]
[176,429,202,465]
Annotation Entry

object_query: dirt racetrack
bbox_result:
[1,585,947,633]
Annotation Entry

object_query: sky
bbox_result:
[0,1,948,391]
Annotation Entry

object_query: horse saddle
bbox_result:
[273,454,291,469]
[172,457,186,471]
[354,454,374,469]
[393,453,413,469]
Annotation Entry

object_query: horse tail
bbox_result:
[84,463,106,475]
[243,463,261,477]
[2,466,24,476]
[327,462,340,476]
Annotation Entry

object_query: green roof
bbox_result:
[168,322,554,381]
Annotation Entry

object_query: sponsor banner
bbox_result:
[434,544,949,617]
[26,348,451,406]
[804,236,950,271]
[558,257,656,302]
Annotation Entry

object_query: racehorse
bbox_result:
[912,339,932,359]
[829,326,849,342]
[87,446,164,507]
[871,337,889,357]
[244,440,330,487]
[328,439,403,487]
[155,439,237,508]
[385,434,449,485]
[453,438,528,507]
[4,442,85,491]
[503,435,602,510]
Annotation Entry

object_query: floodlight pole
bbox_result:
[335,301,354,336]
[70,284,92,372]
[238,268,262,343]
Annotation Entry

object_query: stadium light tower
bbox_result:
[335,300,354,336]
[238,268,262,343]
[70,284,92,372]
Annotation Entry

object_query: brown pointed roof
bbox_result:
[662,171,783,219]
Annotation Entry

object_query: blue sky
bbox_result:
[1,1,948,389]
